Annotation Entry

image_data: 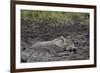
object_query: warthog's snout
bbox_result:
[68,46,77,53]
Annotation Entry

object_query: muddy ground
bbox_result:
[21,21,89,63]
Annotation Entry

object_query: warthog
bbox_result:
[30,36,76,54]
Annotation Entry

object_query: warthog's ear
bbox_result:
[60,36,67,44]
[53,37,65,48]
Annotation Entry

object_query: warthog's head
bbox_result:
[53,36,76,51]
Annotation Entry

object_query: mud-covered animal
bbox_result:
[30,36,76,54]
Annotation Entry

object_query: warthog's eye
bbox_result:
[64,40,75,50]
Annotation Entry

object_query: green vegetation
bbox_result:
[21,10,89,27]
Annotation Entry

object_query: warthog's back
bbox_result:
[32,41,54,47]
